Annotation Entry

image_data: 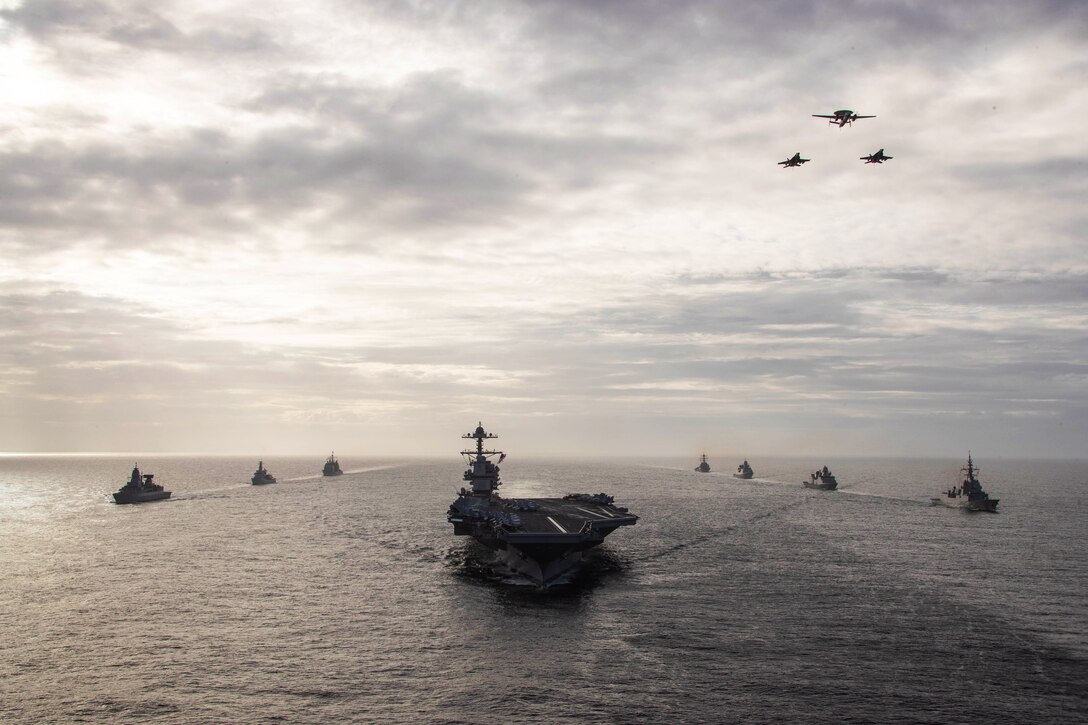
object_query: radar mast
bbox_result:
[461,422,504,495]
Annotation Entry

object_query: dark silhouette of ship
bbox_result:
[695,454,711,472]
[113,464,171,504]
[933,453,999,512]
[734,460,754,479]
[803,465,838,490]
[447,423,638,587]
[322,452,342,477]
[251,460,276,485]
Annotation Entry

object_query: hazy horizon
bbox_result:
[3,449,1088,464]
[2,1,1086,458]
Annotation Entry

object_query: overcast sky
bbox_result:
[1,0,1086,458]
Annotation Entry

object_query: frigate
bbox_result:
[447,423,638,587]
[322,452,342,477]
[932,453,999,512]
[803,465,838,490]
[694,454,711,472]
[734,460,754,479]
[113,464,171,504]
[251,460,277,485]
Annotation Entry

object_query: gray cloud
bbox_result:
[3,258,1086,454]
[952,156,1088,199]
[2,0,1086,455]
[1,0,282,61]
[1,68,677,253]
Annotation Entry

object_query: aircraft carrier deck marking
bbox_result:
[545,516,568,533]
[572,505,615,519]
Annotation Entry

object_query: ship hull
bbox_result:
[322,470,342,477]
[449,498,637,588]
[251,476,277,485]
[803,481,837,490]
[733,472,753,479]
[476,534,622,587]
[498,541,603,587]
[937,496,999,513]
[113,490,171,504]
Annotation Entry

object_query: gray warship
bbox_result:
[734,460,754,479]
[447,423,638,587]
[695,454,711,472]
[113,464,171,504]
[251,460,277,485]
[932,453,999,512]
[322,452,342,477]
[803,465,838,490]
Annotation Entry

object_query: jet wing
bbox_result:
[811,114,837,119]
[854,115,876,119]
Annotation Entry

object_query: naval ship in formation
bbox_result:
[804,466,838,490]
[447,423,638,588]
[734,460,754,479]
[251,461,277,485]
[113,464,171,504]
[933,453,999,512]
[322,453,342,477]
[695,454,711,472]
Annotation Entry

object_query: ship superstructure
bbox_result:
[447,423,638,587]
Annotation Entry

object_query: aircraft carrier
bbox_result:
[447,423,638,587]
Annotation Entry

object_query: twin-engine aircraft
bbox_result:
[860,148,893,164]
[812,109,876,127]
[778,152,810,168]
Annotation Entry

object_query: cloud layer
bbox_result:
[1,0,1086,455]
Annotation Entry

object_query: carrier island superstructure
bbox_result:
[447,423,638,587]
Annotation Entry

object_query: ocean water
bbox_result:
[1,455,1086,724]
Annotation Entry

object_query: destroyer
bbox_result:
[695,454,711,473]
[251,460,277,485]
[322,452,342,477]
[803,465,838,490]
[447,423,638,588]
[933,453,999,512]
[113,464,171,504]
[734,460,754,479]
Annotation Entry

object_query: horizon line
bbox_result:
[2,451,1086,463]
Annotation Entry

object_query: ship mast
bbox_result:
[962,451,978,482]
[462,422,504,495]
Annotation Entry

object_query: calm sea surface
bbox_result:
[1,455,1086,723]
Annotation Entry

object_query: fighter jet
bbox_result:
[778,152,810,168]
[812,109,876,127]
[860,148,893,164]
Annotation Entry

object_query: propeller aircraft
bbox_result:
[812,109,875,127]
